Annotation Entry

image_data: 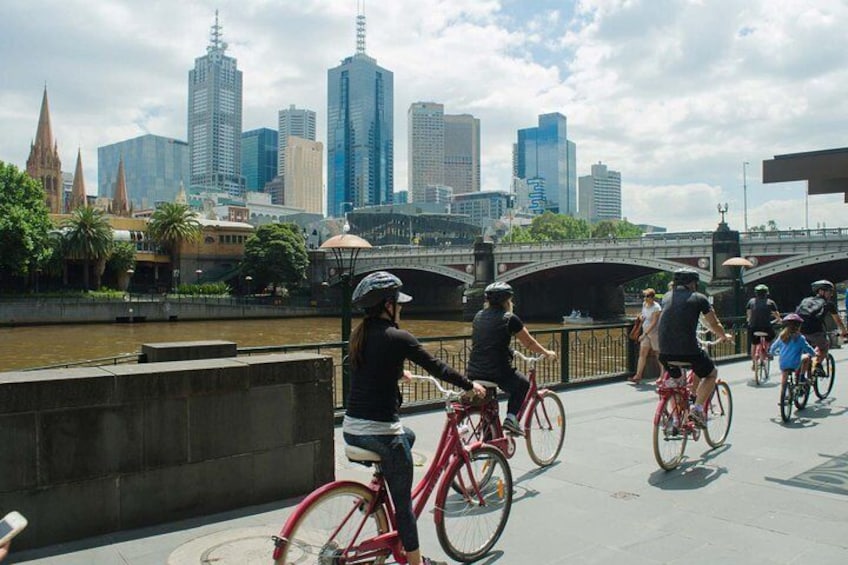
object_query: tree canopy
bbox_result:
[0,161,53,282]
[241,223,308,293]
[62,206,114,290]
[503,212,643,243]
[147,202,201,268]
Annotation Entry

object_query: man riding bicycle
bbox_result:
[795,280,848,367]
[746,283,781,371]
[657,268,733,428]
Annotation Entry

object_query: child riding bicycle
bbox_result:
[769,313,815,386]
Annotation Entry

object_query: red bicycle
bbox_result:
[751,331,772,385]
[652,362,733,471]
[456,351,565,467]
[272,375,513,564]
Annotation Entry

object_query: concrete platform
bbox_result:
[8,349,848,564]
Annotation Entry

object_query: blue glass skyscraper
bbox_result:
[326,11,393,217]
[515,113,576,215]
[241,128,278,192]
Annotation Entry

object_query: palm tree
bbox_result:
[148,202,201,289]
[62,207,113,290]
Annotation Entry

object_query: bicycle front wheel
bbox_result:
[274,482,389,565]
[653,395,686,471]
[704,381,733,448]
[795,377,810,410]
[525,389,566,466]
[435,445,513,562]
[813,354,835,399]
[779,379,793,422]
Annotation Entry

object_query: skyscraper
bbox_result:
[284,137,323,215]
[187,11,244,198]
[327,9,393,217]
[241,128,278,192]
[408,102,444,203]
[515,113,576,215]
[579,162,622,223]
[444,113,480,195]
[278,105,316,176]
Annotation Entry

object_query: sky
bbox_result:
[2,0,847,232]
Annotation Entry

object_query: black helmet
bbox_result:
[484,281,514,304]
[754,284,769,295]
[352,271,412,309]
[811,279,834,293]
[673,268,700,287]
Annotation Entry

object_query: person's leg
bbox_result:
[632,339,650,381]
[501,369,530,418]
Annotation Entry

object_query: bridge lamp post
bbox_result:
[320,222,372,407]
[245,275,253,298]
[722,256,753,321]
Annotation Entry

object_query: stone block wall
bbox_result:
[0,352,334,549]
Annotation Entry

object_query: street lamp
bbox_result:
[722,256,754,320]
[742,161,750,232]
[126,268,135,294]
[245,275,253,297]
[320,222,372,407]
[195,269,202,284]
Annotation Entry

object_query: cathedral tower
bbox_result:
[26,87,63,214]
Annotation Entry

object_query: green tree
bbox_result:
[106,241,137,290]
[529,212,591,241]
[148,202,201,282]
[590,219,643,239]
[502,225,536,243]
[749,220,779,233]
[0,161,53,286]
[62,206,114,290]
[241,223,308,293]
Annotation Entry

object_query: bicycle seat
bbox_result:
[753,331,769,337]
[473,380,499,389]
[345,445,382,464]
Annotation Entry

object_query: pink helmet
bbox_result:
[782,313,803,324]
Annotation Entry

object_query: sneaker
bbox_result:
[502,415,524,437]
[423,558,448,565]
[689,406,706,429]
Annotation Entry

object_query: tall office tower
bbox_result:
[241,128,278,192]
[277,105,316,176]
[188,11,244,198]
[98,134,189,209]
[444,113,480,195]
[26,87,62,214]
[579,162,621,223]
[408,102,445,203]
[515,113,576,215]
[327,8,393,217]
[284,137,324,215]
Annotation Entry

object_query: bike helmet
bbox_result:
[672,268,700,287]
[811,279,834,293]
[781,313,803,324]
[484,281,514,304]
[754,284,769,295]
[352,271,412,309]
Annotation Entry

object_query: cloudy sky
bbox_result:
[2,0,847,232]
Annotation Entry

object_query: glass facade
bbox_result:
[515,113,576,215]
[347,211,480,246]
[97,134,189,209]
[241,128,278,192]
[327,53,394,217]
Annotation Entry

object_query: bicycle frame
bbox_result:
[653,371,699,438]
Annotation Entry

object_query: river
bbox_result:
[0,315,573,372]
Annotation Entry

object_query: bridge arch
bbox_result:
[499,256,711,284]
[743,250,848,283]
[354,263,473,285]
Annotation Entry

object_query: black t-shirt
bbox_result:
[466,307,524,380]
[747,297,778,330]
[796,296,837,335]
[345,318,473,423]
[658,288,712,355]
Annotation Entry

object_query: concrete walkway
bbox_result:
[9,348,848,564]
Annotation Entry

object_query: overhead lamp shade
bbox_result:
[320,233,372,250]
[722,257,753,268]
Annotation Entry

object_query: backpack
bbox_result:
[796,296,825,320]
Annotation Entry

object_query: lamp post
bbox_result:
[126,268,135,294]
[320,222,371,407]
[195,269,202,284]
[742,161,750,232]
[245,275,253,297]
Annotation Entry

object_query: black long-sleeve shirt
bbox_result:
[345,318,473,423]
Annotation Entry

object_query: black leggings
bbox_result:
[490,369,530,417]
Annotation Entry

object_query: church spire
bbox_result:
[68,148,87,211]
[35,86,55,151]
[175,180,187,205]
[26,85,62,214]
[110,156,130,217]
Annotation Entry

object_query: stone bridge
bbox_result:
[310,226,848,320]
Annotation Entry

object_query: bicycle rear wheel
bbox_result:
[435,445,513,562]
[524,389,566,466]
[779,379,793,423]
[704,381,733,448]
[653,395,687,471]
[813,354,835,399]
[273,482,389,565]
[757,356,770,385]
[795,377,810,410]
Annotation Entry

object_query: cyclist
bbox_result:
[769,313,815,387]
[629,287,662,384]
[342,271,485,565]
[795,280,848,370]
[466,281,557,436]
[657,268,733,428]
[746,283,781,371]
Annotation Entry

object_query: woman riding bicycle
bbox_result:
[466,281,556,436]
[746,283,781,371]
[769,313,815,387]
[342,271,485,565]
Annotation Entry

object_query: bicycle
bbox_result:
[652,361,733,471]
[779,367,810,422]
[808,334,837,399]
[751,331,772,385]
[456,351,565,467]
[272,375,513,564]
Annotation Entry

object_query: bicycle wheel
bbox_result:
[274,482,389,565]
[653,395,687,471]
[757,355,770,385]
[704,381,733,448]
[524,389,566,466]
[457,406,498,447]
[779,380,793,423]
[795,376,810,410]
[435,445,513,562]
[813,354,835,399]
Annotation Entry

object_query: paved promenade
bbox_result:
[10,349,848,564]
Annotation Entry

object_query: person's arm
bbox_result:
[768,339,781,356]
[703,310,733,342]
[0,542,9,561]
[399,330,483,393]
[516,327,557,358]
[829,312,848,337]
[801,337,816,357]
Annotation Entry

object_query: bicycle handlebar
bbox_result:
[405,374,465,400]
[512,351,548,363]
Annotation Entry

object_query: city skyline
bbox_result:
[2,1,847,231]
